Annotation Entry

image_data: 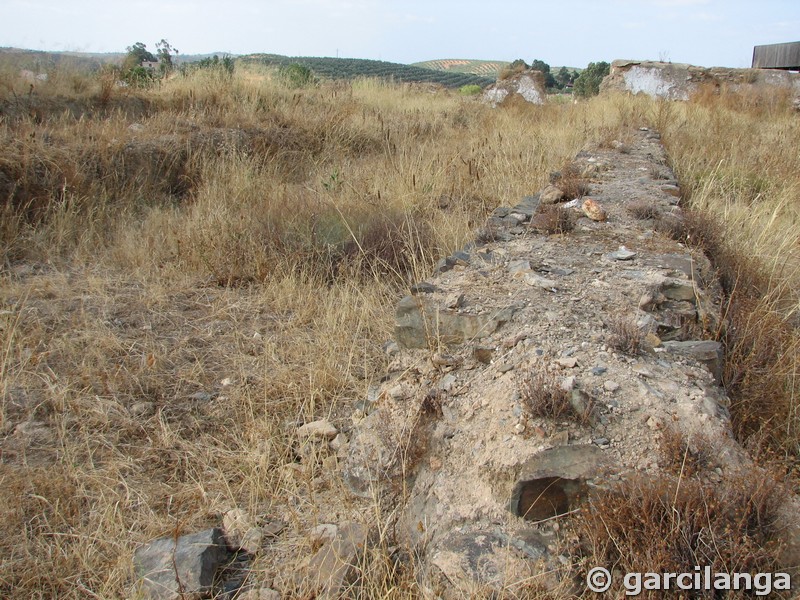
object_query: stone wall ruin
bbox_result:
[482,70,546,106]
[341,126,800,597]
[600,59,800,103]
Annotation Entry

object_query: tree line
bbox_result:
[504,58,611,97]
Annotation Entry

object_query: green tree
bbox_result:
[193,55,235,76]
[156,39,179,73]
[556,66,574,89]
[500,58,529,79]
[530,59,556,89]
[124,42,156,70]
[510,58,529,70]
[573,61,610,98]
[279,63,316,88]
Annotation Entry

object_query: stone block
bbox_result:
[133,528,231,600]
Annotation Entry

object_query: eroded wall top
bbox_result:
[600,59,800,101]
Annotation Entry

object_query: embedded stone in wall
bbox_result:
[395,295,516,349]
[510,445,609,522]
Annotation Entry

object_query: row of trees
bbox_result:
[504,58,610,97]
[249,55,494,89]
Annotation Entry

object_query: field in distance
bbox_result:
[413,58,511,78]
[414,58,583,81]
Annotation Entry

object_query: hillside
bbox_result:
[413,58,510,79]
[1,48,495,88]
[0,47,240,72]
[0,47,114,71]
[242,53,495,88]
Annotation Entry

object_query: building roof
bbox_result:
[752,42,800,70]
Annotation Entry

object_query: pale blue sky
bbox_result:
[2,0,798,68]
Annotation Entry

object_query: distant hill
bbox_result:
[242,54,495,89]
[413,59,510,79]
[0,47,115,71]
[0,47,239,72]
[0,48,498,88]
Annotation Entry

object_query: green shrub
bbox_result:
[122,65,155,88]
[191,55,235,76]
[459,84,482,96]
[573,61,610,98]
[279,63,316,88]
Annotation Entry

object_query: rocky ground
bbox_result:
[128,127,798,598]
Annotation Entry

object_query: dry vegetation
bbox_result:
[0,62,799,598]
[657,86,800,455]
[576,471,787,597]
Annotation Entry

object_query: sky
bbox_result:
[2,0,799,68]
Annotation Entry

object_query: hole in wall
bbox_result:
[514,477,585,522]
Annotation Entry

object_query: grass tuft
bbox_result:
[607,316,644,355]
[519,369,590,424]
[530,205,576,235]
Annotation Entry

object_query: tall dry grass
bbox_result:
[656,86,800,455]
[3,61,798,597]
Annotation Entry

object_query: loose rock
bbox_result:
[300,522,368,598]
[297,420,338,441]
[582,198,608,222]
[133,528,231,600]
[606,246,637,261]
[540,184,566,205]
[223,509,263,554]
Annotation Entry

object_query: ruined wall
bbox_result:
[601,59,800,101]
[482,70,546,106]
[340,127,800,597]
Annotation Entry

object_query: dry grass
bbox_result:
[659,426,714,477]
[606,316,644,355]
[2,60,799,598]
[530,205,576,235]
[556,164,591,200]
[627,199,661,220]
[519,369,591,425]
[575,471,787,598]
[657,87,800,455]
[519,369,573,421]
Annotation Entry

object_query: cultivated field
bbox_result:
[0,61,798,597]
[412,59,511,79]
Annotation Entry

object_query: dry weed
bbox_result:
[530,205,576,235]
[627,199,661,220]
[519,369,589,425]
[576,472,787,598]
[606,316,644,355]
[659,425,714,477]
